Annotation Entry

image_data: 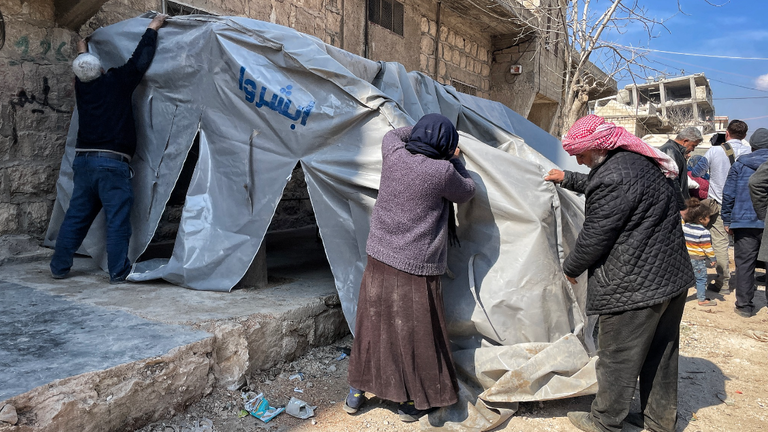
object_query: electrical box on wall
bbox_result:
[510,65,522,75]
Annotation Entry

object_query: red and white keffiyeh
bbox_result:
[561,115,679,178]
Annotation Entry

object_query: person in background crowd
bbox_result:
[50,13,168,283]
[691,120,751,294]
[545,115,693,432]
[344,114,476,422]
[722,128,768,317]
[659,127,703,209]
[687,155,709,200]
[683,198,718,306]
[748,144,768,313]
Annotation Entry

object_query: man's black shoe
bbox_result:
[51,270,68,280]
[567,411,601,432]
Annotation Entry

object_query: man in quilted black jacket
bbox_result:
[545,115,694,432]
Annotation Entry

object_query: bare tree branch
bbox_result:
[542,0,719,135]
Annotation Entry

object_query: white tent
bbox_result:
[46,14,595,430]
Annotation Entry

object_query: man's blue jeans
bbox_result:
[50,155,133,281]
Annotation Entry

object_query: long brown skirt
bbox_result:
[347,256,459,410]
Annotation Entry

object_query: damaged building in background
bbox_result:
[0,0,616,241]
[593,72,716,138]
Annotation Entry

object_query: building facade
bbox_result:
[1,0,580,237]
[594,73,716,137]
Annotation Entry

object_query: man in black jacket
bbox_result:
[659,127,703,210]
[50,14,168,283]
[545,115,694,432]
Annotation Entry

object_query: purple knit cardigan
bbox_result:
[366,127,476,276]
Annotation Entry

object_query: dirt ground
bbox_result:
[137,275,768,432]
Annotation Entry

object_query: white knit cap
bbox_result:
[72,53,102,82]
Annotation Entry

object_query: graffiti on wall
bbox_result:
[1,6,5,50]
[11,77,68,114]
[0,6,70,60]
[10,36,68,63]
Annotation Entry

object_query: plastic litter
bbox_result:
[189,418,213,432]
[289,373,305,381]
[285,397,317,419]
[242,392,284,423]
[335,352,348,361]
[294,387,304,393]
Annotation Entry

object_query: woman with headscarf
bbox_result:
[344,113,476,422]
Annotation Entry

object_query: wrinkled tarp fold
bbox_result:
[45,14,594,430]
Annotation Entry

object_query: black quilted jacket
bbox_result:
[560,149,694,315]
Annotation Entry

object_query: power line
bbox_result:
[714,96,768,100]
[609,43,768,61]
[741,114,768,121]
[639,56,768,100]
[643,55,768,96]
[708,77,768,93]
[648,53,757,80]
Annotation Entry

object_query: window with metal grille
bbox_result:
[162,0,215,16]
[368,0,404,36]
[451,80,477,96]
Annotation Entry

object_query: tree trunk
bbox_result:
[561,90,589,136]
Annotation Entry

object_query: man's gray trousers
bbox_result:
[591,291,686,432]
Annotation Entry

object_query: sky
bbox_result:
[600,0,768,137]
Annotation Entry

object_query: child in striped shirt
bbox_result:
[683,198,717,306]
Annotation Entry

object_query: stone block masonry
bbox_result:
[0,1,77,237]
[417,6,492,97]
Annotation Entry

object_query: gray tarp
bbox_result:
[45,14,596,430]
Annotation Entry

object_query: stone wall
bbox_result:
[425,5,492,97]
[490,30,563,131]
[0,1,78,237]
[595,100,653,137]
[268,164,315,231]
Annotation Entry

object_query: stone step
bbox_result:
[0,254,346,431]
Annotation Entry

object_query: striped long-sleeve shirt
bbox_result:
[683,222,717,264]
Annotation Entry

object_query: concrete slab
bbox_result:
[1,229,337,326]
[0,227,348,431]
[0,281,209,401]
